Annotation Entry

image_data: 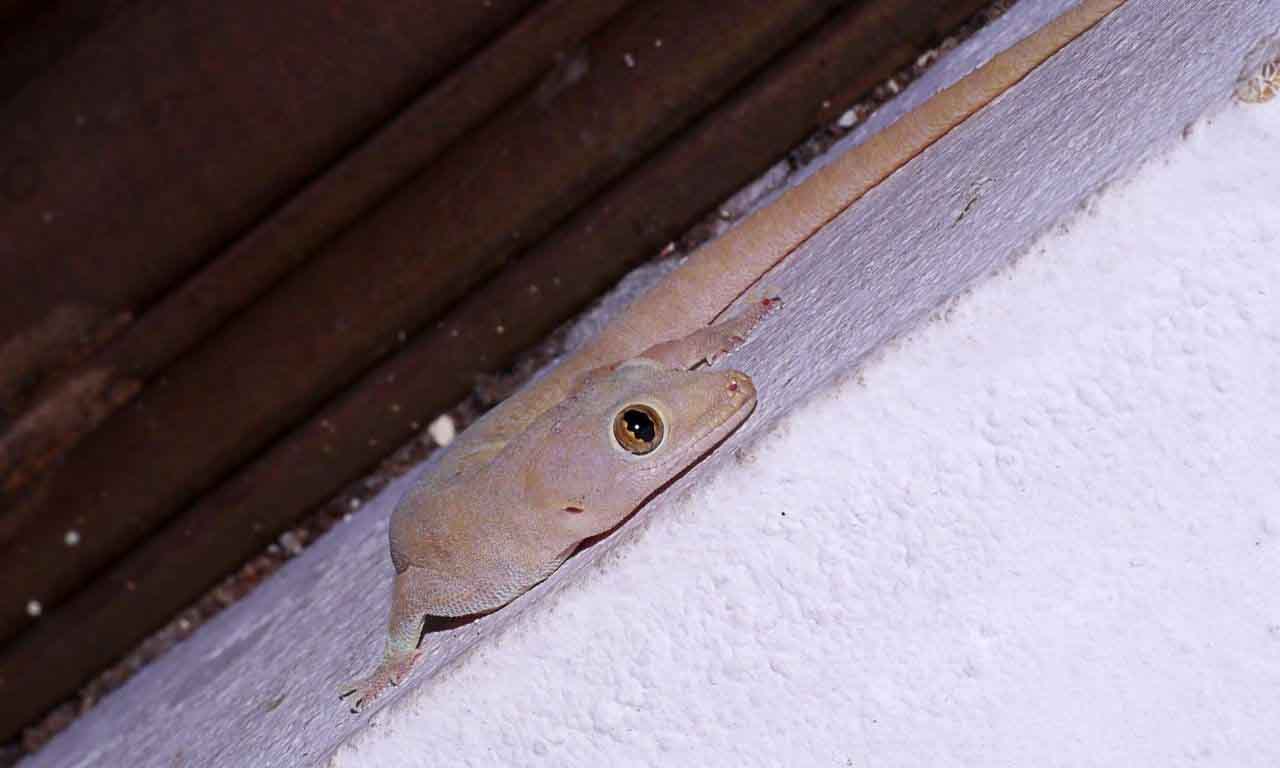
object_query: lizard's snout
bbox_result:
[724,372,755,402]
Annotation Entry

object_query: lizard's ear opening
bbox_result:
[563,505,585,513]
[613,404,664,455]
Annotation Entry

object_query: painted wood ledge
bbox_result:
[15,0,1280,764]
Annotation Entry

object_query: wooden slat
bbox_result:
[0,0,537,415]
[0,0,633,508]
[0,0,36,29]
[0,0,990,741]
[0,0,135,103]
[0,0,843,648]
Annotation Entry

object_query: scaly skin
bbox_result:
[340,298,779,712]
[342,0,1128,713]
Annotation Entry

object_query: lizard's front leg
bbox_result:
[338,566,432,712]
[639,294,780,370]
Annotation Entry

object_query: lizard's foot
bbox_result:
[338,650,421,713]
[636,293,782,370]
[703,293,782,366]
[1237,58,1278,104]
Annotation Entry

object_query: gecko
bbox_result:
[340,296,779,710]
[340,0,1125,711]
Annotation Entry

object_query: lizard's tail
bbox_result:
[578,0,1126,368]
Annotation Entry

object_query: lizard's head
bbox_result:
[509,358,756,541]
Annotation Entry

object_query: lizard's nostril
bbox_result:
[726,375,755,400]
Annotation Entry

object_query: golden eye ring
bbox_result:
[613,404,664,455]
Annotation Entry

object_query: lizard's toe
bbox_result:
[339,673,397,713]
[337,676,381,713]
[338,651,421,713]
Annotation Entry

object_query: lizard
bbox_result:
[340,296,779,710]
[340,0,1126,711]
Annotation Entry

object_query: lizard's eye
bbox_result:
[613,404,664,455]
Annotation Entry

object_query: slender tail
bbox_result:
[574,0,1126,369]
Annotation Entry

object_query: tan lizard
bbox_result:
[340,297,778,709]
[340,0,1125,711]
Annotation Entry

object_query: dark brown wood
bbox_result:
[0,0,37,29]
[0,0,537,414]
[0,0,989,741]
[0,0,632,505]
[0,0,841,649]
[0,0,135,103]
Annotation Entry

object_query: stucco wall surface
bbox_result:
[337,92,1280,768]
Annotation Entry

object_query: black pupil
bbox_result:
[623,409,656,443]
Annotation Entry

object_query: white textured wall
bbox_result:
[336,94,1280,768]
[23,1,1280,765]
